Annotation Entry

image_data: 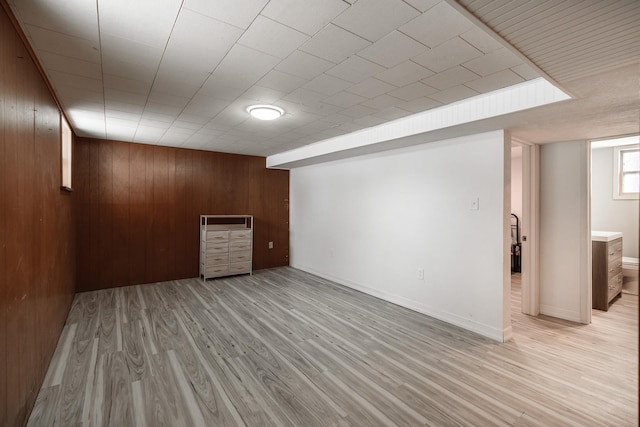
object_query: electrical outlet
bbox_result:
[268,241,274,249]
[417,268,424,280]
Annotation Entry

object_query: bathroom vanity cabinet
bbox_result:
[592,234,623,311]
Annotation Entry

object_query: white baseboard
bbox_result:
[292,264,508,342]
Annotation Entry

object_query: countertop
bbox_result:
[592,231,623,242]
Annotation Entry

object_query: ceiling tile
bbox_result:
[412,37,483,73]
[322,113,353,125]
[105,100,145,114]
[464,69,525,93]
[12,0,99,41]
[183,0,268,29]
[429,85,479,103]
[198,75,249,101]
[326,56,386,83]
[104,74,153,95]
[25,25,100,63]
[175,114,212,127]
[346,78,396,98]
[420,66,479,90]
[257,70,309,93]
[341,104,377,119]
[399,2,473,48]
[511,63,540,80]
[361,94,403,109]
[323,91,367,108]
[137,119,171,130]
[299,24,370,63]
[150,67,207,99]
[303,74,353,96]
[402,0,441,13]
[357,31,428,68]
[106,126,137,141]
[182,93,228,117]
[275,51,335,80]
[375,60,434,86]
[164,9,243,71]
[105,116,139,128]
[48,70,102,92]
[237,15,309,59]
[288,100,343,116]
[147,91,191,109]
[463,48,524,76]
[100,34,163,80]
[261,0,349,36]
[139,110,176,123]
[388,82,437,101]
[352,115,388,127]
[105,109,141,121]
[241,86,288,103]
[396,96,441,113]
[61,96,105,112]
[99,0,182,48]
[144,102,184,116]
[283,88,328,105]
[36,51,102,80]
[372,106,413,120]
[209,44,281,89]
[459,27,503,54]
[104,88,147,105]
[332,0,420,42]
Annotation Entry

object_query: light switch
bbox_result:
[470,197,479,210]
[268,241,274,249]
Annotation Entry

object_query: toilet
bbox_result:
[622,257,639,295]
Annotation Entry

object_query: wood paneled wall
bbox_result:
[0,5,76,426]
[74,138,289,292]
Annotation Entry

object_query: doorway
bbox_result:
[511,140,539,317]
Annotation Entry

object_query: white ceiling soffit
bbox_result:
[267,78,570,168]
[7,0,552,157]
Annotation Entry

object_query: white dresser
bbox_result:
[200,215,253,280]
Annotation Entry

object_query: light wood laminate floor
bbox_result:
[28,268,638,426]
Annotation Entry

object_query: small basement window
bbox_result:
[614,144,639,199]
[61,115,72,191]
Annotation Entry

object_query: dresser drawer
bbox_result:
[607,258,622,279]
[229,261,251,274]
[206,242,229,254]
[230,229,252,240]
[608,240,622,263]
[205,253,228,265]
[608,274,623,301]
[205,265,229,277]
[230,240,251,252]
[203,230,229,243]
[230,251,251,264]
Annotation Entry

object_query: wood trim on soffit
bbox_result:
[0,0,75,130]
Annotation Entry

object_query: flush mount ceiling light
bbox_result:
[247,105,284,121]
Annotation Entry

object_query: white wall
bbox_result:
[592,147,639,258]
[290,131,511,341]
[539,141,591,324]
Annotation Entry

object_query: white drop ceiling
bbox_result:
[7,0,640,158]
